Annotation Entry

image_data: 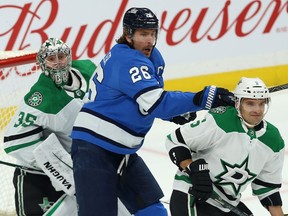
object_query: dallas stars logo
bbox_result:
[210,106,226,114]
[28,92,43,107]
[39,197,54,212]
[214,156,256,195]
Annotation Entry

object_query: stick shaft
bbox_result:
[268,83,288,93]
[0,160,42,172]
[211,192,250,216]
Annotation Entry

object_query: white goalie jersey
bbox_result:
[3,60,94,169]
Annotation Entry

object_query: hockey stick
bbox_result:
[161,191,251,216]
[211,192,251,216]
[0,160,43,172]
[161,196,288,216]
[268,83,288,93]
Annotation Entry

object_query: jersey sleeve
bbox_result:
[3,100,45,168]
[167,112,219,152]
[116,51,201,119]
[251,144,285,200]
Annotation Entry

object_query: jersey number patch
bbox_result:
[14,111,37,127]
[129,66,151,83]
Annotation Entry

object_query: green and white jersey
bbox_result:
[167,106,285,212]
[3,60,96,169]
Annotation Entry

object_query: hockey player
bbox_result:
[71,7,235,216]
[3,38,96,215]
[166,77,285,216]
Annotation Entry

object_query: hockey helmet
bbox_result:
[234,77,270,101]
[234,77,270,127]
[123,7,159,37]
[37,38,72,87]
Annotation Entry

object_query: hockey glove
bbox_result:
[213,87,235,108]
[186,159,213,202]
[171,112,197,125]
[193,86,235,109]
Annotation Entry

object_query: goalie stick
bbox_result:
[0,160,43,172]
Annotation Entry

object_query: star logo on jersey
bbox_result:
[214,156,256,195]
[28,92,43,106]
[38,197,54,212]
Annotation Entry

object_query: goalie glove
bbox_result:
[171,112,197,125]
[186,159,213,202]
[193,86,235,109]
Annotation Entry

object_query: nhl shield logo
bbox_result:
[28,92,43,106]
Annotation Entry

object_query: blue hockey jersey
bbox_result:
[72,44,201,154]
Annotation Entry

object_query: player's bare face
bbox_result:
[45,53,68,69]
[130,29,157,57]
[240,98,267,127]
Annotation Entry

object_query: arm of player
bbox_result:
[166,128,213,202]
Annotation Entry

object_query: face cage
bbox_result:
[235,97,270,127]
[43,54,71,88]
[47,66,70,87]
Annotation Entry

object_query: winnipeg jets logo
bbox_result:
[214,156,256,195]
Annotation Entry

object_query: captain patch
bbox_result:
[28,92,43,106]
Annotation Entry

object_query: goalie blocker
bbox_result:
[33,133,75,196]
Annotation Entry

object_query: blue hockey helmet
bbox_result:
[123,7,159,37]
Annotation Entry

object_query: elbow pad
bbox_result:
[166,128,191,167]
[168,145,191,168]
[260,192,282,210]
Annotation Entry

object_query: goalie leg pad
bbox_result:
[33,133,75,196]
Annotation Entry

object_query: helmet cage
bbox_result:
[37,38,72,87]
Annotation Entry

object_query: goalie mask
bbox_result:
[234,77,271,127]
[37,38,72,88]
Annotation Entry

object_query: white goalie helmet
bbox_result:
[37,38,72,87]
